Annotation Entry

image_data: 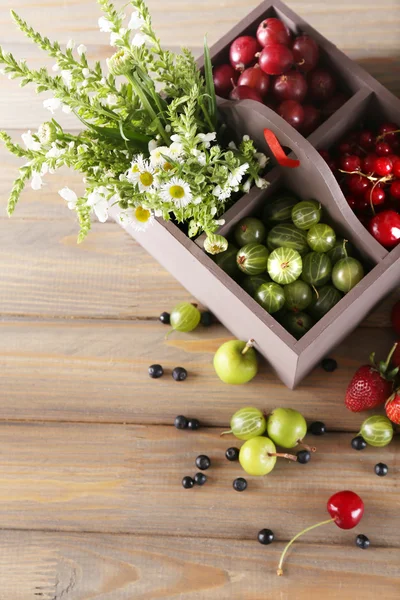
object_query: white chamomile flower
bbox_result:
[255,152,268,168]
[87,187,110,223]
[160,177,193,208]
[61,70,73,87]
[43,97,62,114]
[59,187,78,210]
[197,132,216,148]
[131,206,155,231]
[98,16,113,32]
[228,163,249,187]
[128,156,156,191]
[21,130,41,151]
[31,171,44,191]
[77,44,87,56]
[128,11,145,30]
[169,141,184,159]
[150,146,170,167]
[131,32,148,47]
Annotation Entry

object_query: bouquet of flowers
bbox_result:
[0,0,268,251]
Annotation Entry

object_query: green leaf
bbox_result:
[203,36,217,130]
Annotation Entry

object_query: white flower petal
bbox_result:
[59,187,78,204]
[77,44,87,56]
[131,32,147,47]
[31,172,43,190]
[52,63,60,72]
[21,130,41,151]
[82,68,90,79]
[110,32,121,47]
[148,139,158,153]
[66,39,75,50]
[98,16,113,32]
[62,104,72,114]
[128,11,145,30]
[61,69,73,87]
[94,198,109,223]
[43,97,62,114]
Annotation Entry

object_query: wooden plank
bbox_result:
[0,320,397,429]
[0,530,399,599]
[0,218,398,322]
[0,422,398,547]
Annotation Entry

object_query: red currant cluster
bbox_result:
[320,123,400,248]
[213,17,348,136]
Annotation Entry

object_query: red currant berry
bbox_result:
[374,157,393,177]
[339,142,353,155]
[348,174,370,195]
[340,154,361,172]
[375,141,391,156]
[378,122,399,144]
[358,130,375,150]
[392,159,400,178]
[366,185,386,206]
[390,181,400,200]
[369,210,400,248]
[345,195,358,210]
[356,195,371,212]
[362,153,378,174]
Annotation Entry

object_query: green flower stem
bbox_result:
[125,71,169,145]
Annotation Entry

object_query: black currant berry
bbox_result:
[195,455,211,470]
[200,311,214,327]
[355,534,370,549]
[233,477,247,492]
[159,311,170,325]
[225,447,240,462]
[172,367,188,382]
[309,421,326,436]
[182,476,195,489]
[187,419,200,430]
[174,415,188,430]
[258,529,274,545]
[297,450,311,464]
[194,472,207,486]
[351,436,367,451]
[321,358,338,372]
[374,462,388,477]
[148,364,163,379]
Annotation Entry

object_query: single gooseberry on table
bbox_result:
[213,341,258,385]
[221,406,266,439]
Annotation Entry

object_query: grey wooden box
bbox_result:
[111,0,400,388]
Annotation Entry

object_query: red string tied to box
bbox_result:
[263,128,300,169]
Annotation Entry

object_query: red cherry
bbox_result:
[359,130,375,150]
[327,491,364,530]
[340,154,361,172]
[346,195,358,210]
[230,36,261,71]
[277,100,305,130]
[366,185,386,206]
[256,18,291,47]
[272,71,308,102]
[374,157,393,177]
[309,69,336,103]
[292,35,319,72]
[375,141,391,156]
[321,93,348,119]
[300,105,321,136]
[391,301,400,336]
[229,85,263,103]
[213,64,238,98]
[238,66,270,98]
[393,159,400,178]
[369,210,400,247]
[259,44,293,76]
[348,174,370,195]
[356,193,371,212]
[362,153,378,174]
[378,122,399,144]
[339,142,353,155]
[390,180,400,200]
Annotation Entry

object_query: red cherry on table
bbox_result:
[256,17,291,47]
[238,66,270,98]
[391,301,400,337]
[327,490,364,529]
[229,36,261,71]
[369,210,400,248]
[259,43,293,75]
[229,85,263,103]
[213,64,238,98]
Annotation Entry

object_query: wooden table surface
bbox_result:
[1,1,400,598]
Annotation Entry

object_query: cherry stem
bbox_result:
[298,440,316,453]
[277,518,335,576]
[268,452,297,462]
[242,339,255,355]
[376,129,400,141]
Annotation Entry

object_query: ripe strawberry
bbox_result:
[386,391,400,425]
[345,344,399,412]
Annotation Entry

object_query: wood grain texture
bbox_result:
[0,530,399,600]
[0,320,397,429]
[0,422,398,547]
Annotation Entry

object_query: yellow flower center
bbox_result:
[135,206,151,223]
[169,185,185,199]
[131,164,139,173]
[163,162,174,172]
[139,171,154,187]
